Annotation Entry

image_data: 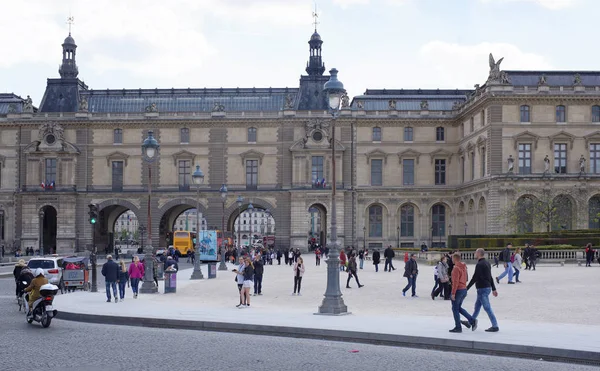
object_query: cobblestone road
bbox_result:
[0,278,597,371]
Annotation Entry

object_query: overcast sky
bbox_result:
[0,0,591,105]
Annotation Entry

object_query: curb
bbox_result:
[58,311,600,366]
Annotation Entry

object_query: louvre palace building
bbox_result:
[1,27,599,255]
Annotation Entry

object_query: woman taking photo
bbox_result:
[238,257,254,308]
[293,256,305,295]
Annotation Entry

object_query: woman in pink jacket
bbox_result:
[128,256,145,298]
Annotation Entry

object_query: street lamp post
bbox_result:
[236,196,243,262]
[430,226,433,249]
[191,165,205,280]
[219,183,228,271]
[362,226,366,251]
[448,224,453,249]
[464,222,468,236]
[317,68,348,315]
[397,225,400,249]
[138,225,146,253]
[265,208,271,247]
[248,202,254,248]
[140,130,159,294]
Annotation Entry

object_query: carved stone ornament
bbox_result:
[38,122,65,144]
[7,103,17,114]
[284,94,295,109]
[420,100,429,110]
[579,155,586,174]
[212,102,225,112]
[145,103,158,113]
[78,96,88,112]
[25,122,79,154]
[452,101,462,110]
[507,155,514,173]
[341,93,350,108]
[23,95,34,113]
[487,53,511,84]
[355,100,364,109]
[388,100,397,110]
[538,74,547,86]
[574,73,583,86]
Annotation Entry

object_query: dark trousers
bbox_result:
[374,263,379,272]
[316,257,320,266]
[402,275,417,296]
[384,257,395,271]
[277,257,281,265]
[284,256,289,265]
[346,270,361,287]
[433,281,449,299]
[293,276,303,293]
[254,274,263,294]
[530,259,536,270]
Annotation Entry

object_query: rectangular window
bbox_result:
[113,129,123,144]
[480,110,485,126]
[311,156,324,184]
[402,159,414,185]
[436,127,445,142]
[470,117,474,132]
[461,156,465,183]
[111,161,124,191]
[246,159,258,189]
[554,143,567,174]
[591,144,600,174]
[372,127,382,142]
[180,128,190,143]
[518,143,531,174]
[471,152,475,180]
[520,105,530,122]
[481,147,486,177]
[44,158,57,186]
[556,105,566,122]
[178,160,191,190]
[434,159,446,185]
[404,127,413,142]
[371,159,382,186]
[248,127,257,143]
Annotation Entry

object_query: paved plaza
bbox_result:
[53,254,600,362]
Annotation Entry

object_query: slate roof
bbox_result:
[503,71,600,87]
[0,93,27,114]
[352,89,472,111]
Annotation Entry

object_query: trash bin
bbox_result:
[156,263,164,281]
[164,270,177,293]
[208,262,217,279]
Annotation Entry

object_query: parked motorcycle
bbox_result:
[23,283,59,328]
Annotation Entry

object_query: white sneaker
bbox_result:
[291,293,296,296]
[297,293,302,296]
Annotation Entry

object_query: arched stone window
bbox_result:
[369,205,383,238]
[432,204,446,237]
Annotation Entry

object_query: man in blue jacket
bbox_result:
[101,255,120,303]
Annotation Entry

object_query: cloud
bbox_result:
[480,0,578,10]
[416,41,554,88]
[332,0,371,8]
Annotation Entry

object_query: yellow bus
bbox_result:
[173,231,196,256]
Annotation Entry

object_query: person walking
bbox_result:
[346,253,364,288]
[512,248,523,283]
[585,243,595,267]
[128,255,145,299]
[372,249,381,272]
[315,247,321,266]
[292,256,305,295]
[449,253,476,333]
[276,249,282,265]
[529,245,538,270]
[523,243,531,270]
[402,254,418,297]
[467,248,499,332]
[101,255,119,303]
[253,254,264,296]
[496,243,515,284]
[117,260,129,301]
[239,257,254,308]
[287,249,294,266]
[339,250,347,272]
[432,255,450,300]
[384,245,396,272]
[358,249,365,270]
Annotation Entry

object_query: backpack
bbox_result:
[510,253,515,263]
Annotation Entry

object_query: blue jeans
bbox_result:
[513,268,520,281]
[497,262,514,282]
[375,263,379,272]
[472,287,498,328]
[403,275,417,296]
[130,278,140,295]
[431,275,439,294]
[452,289,474,329]
[118,280,126,299]
[359,259,364,269]
[105,281,117,300]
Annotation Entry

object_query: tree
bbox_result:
[119,229,128,241]
[500,186,586,233]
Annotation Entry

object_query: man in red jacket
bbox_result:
[449,253,476,333]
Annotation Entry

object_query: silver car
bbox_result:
[27,257,64,287]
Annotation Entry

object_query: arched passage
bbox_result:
[308,203,327,249]
[96,199,142,254]
[40,205,57,254]
[225,199,276,248]
[158,198,208,248]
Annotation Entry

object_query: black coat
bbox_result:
[372,251,381,264]
[254,260,264,276]
[403,259,418,278]
[384,247,395,259]
[101,260,120,282]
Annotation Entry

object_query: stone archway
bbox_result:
[308,203,327,249]
[225,198,276,247]
[158,198,208,248]
[40,205,57,254]
[95,199,142,254]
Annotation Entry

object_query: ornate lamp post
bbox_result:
[236,196,243,262]
[317,68,348,315]
[140,130,159,294]
[138,225,146,253]
[362,226,366,251]
[265,208,271,247]
[219,183,228,271]
[448,224,453,249]
[191,165,205,279]
[247,202,254,248]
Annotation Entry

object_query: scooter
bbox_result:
[23,283,59,328]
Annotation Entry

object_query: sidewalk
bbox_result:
[54,265,600,365]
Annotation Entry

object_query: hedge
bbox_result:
[392,244,579,252]
[455,237,599,250]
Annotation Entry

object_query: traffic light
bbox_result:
[88,204,99,224]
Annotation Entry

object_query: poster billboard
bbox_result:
[199,230,218,261]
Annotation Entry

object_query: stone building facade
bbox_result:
[1,30,599,254]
